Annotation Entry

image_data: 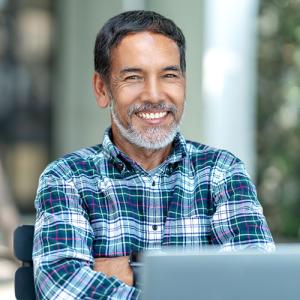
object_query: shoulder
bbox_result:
[185,140,251,189]
[185,140,241,170]
[40,144,104,180]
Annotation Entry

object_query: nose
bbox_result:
[142,76,163,103]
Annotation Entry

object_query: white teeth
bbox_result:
[138,112,167,120]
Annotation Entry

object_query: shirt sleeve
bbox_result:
[210,155,275,252]
[32,164,140,300]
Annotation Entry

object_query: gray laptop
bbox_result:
[141,246,300,300]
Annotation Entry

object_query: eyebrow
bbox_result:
[120,67,143,74]
[120,65,181,74]
[162,65,181,72]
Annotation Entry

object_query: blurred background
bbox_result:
[0,0,299,297]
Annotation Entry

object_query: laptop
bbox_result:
[141,246,300,300]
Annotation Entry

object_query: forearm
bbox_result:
[94,256,133,287]
[33,213,139,299]
[34,257,140,299]
[211,205,275,251]
[33,171,140,299]
[211,159,274,251]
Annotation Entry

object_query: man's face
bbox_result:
[108,31,186,150]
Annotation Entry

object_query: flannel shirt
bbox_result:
[33,128,274,299]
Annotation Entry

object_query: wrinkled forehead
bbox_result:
[110,31,181,72]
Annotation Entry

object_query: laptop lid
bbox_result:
[141,246,300,300]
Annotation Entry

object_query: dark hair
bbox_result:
[94,10,186,82]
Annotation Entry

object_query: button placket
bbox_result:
[148,174,162,246]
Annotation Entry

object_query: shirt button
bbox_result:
[166,164,173,174]
[152,225,158,231]
[117,163,125,173]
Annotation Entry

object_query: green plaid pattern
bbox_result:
[33,128,274,299]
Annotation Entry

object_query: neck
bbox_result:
[111,125,173,171]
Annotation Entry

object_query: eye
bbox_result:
[163,73,178,79]
[125,75,141,81]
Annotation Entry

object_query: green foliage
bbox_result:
[257,0,300,241]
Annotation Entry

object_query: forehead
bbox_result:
[110,31,180,70]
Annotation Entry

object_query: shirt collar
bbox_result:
[102,127,122,160]
[102,127,188,168]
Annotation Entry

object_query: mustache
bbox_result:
[127,102,177,117]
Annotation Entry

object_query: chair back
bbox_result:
[13,225,36,300]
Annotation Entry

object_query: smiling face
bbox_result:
[94,31,186,152]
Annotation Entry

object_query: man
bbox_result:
[33,10,274,300]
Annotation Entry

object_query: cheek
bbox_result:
[115,84,141,100]
[171,93,185,120]
[113,97,135,123]
[165,81,185,101]
[170,90,185,108]
[114,102,129,119]
[114,88,140,111]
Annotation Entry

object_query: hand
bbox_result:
[94,256,134,286]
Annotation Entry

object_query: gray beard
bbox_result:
[110,101,183,150]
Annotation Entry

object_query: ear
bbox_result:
[93,72,110,108]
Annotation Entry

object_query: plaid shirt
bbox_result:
[33,128,274,299]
